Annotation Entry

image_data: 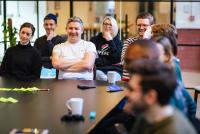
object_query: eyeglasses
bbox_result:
[137,24,149,27]
[103,23,112,26]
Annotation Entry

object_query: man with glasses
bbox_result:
[121,12,154,81]
[52,16,97,80]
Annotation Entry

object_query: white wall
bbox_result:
[47,1,70,35]
[6,1,46,41]
[176,2,200,29]
[0,1,46,60]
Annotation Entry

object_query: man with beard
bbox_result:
[34,13,65,68]
[52,16,97,80]
[126,59,197,134]
[121,12,154,81]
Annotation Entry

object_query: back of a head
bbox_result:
[44,13,57,24]
[136,12,154,25]
[124,39,160,66]
[153,35,173,64]
[152,24,178,56]
[128,59,177,106]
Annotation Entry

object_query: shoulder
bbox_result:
[53,42,66,53]
[34,35,46,46]
[81,40,97,54]
[29,45,40,54]
[4,46,16,54]
[113,33,120,40]
[124,36,139,44]
[54,35,66,42]
[113,34,123,44]
[82,40,95,47]
[35,35,46,42]
[54,42,66,48]
[90,33,102,42]
[174,110,197,133]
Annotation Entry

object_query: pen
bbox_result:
[38,89,50,91]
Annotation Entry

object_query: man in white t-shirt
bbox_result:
[52,16,97,80]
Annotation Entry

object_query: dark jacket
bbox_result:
[0,42,42,81]
[90,33,123,74]
[34,35,65,68]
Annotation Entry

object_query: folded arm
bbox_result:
[52,51,95,72]
[52,51,81,70]
[64,52,95,72]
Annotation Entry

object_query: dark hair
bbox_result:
[128,59,177,106]
[19,22,35,36]
[152,24,178,56]
[124,39,160,66]
[66,16,83,28]
[153,35,173,64]
[44,13,57,24]
[136,12,154,25]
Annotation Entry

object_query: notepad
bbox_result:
[40,66,56,79]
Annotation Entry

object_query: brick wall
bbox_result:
[177,29,200,72]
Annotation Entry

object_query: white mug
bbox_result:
[107,71,117,84]
[66,98,83,115]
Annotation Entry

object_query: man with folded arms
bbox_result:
[52,16,97,80]
[126,59,197,134]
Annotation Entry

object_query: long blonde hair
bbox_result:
[101,16,118,38]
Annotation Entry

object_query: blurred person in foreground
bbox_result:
[126,59,197,134]
[152,36,196,119]
[152,24,182,82]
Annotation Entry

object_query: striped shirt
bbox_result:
[121,36,140,81]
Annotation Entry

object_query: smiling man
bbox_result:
[52,16,97,80]
[34,13,65,68]
[121,12,154,81]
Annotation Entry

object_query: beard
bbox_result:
[130,99,149,115]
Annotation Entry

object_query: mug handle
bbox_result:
[66,100,72,115]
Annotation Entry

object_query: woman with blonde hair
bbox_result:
[91,16,122,81]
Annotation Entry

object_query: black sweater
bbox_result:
[90,33,123,73]
[34,35,65,68]
[0,42,42,81]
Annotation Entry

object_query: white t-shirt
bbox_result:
[53,40,97,80]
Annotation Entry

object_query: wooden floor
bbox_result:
[182,71,200,119]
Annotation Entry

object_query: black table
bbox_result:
[0,77,125,134]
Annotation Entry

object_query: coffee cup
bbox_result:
[66,98,83,115]
[107,71,117,84]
